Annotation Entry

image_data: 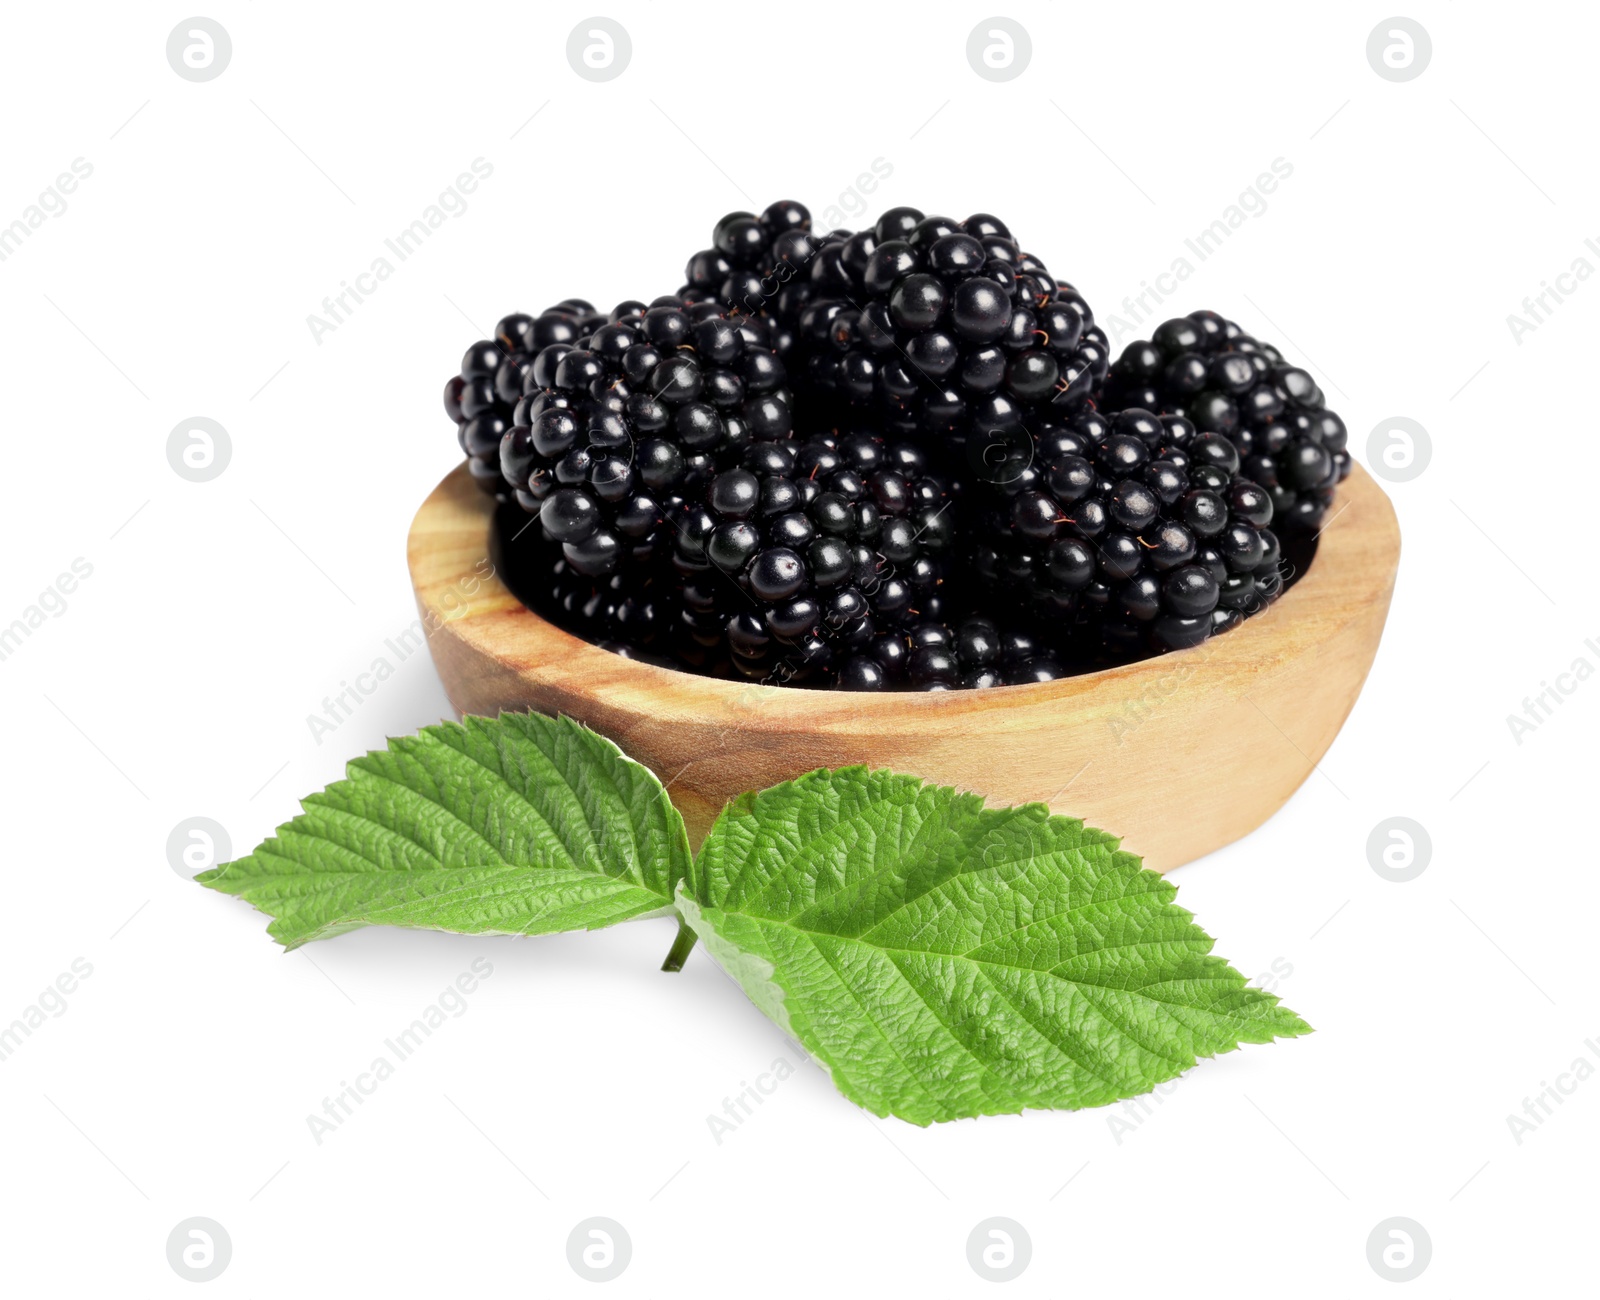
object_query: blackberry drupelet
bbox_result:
[1103,310,1352,533]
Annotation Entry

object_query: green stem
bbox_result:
[660,916,698,972]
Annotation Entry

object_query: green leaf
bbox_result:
[198,712,691,950]
[678,767,1310,1125]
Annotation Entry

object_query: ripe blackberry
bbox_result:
[680,200,827,351]
[496,297,793,578]
[969,408,1286,663]
[444,302,605,498]
[1104,311,1351,532]
[491,514,683,660]
[773,210,1105,473]
[688,430,954,684]
[838,613,1063,690]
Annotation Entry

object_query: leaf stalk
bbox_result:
[660,915,698,972]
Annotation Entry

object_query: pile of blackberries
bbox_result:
[442,201,1348,690]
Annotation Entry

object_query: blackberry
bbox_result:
[444,302,605,498]
[969,408,1285,663]
[680,200,827,355]
[690,430,953,684]
[771,210,1105,476]
[838,613,1061,690]
[497,296,793,578]
[492,510,684,656]
[1103,310,1351,532]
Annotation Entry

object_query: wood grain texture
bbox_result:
[407,462,1401,872]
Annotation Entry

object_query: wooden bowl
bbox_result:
[407,462,1399,871]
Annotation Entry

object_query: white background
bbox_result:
[1,2,1594,1294]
